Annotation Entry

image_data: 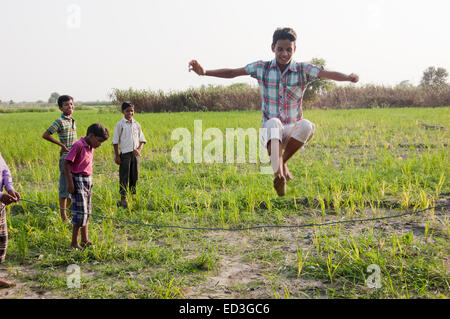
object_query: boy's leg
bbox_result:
[267,139,284,179]
[80,176,92,247]
[70,175,81,249]
[282,139,304,181]
[263,118,286,196]
[71,187,82,249]
[59,198,68,222]
[0,205,8,263]
[119,153,131,207]
[80,224,91,247]
[282,119,316,180]
[71,174,92,249]
[59,158,70,221]
[71,226,81,249]
[0,205,12,287]
[129,153,140,199]
[267,139,286,196]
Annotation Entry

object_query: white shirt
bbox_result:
[112,118,147,154]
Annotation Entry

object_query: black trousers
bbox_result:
[119,152,140,196]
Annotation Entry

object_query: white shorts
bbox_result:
[260,118,316,149]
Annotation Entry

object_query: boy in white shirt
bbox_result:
[112,102,147,208]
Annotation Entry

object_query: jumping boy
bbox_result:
[111,102,146,208]
[42,95,77,221]
[0,152,21,288]
[189,27,359,196]
[64,123,109,250]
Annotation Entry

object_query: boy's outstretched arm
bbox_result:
[189,60,248,78]
[318,70,359,83]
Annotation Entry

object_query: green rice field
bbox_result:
[0,106,448,299]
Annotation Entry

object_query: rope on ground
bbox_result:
[18,198,447,232]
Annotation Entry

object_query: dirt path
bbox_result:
[0,266,60,299]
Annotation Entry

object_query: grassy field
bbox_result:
[0,107,448,299]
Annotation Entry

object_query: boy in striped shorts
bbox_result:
[64,124,109,250]
[189,27,359,196]
[42,95,77,222]
[0,152,21,288]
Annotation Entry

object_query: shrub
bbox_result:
[110,84,450,113]
[307,85,450,109]
[110,84,261,113]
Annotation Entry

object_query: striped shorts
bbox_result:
[71,174,93,227]
[0,203,7,263]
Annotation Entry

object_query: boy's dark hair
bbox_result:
[272,28,297,46]
[57,95,73,108]
[86,123,109,140]
[121,102,134,111]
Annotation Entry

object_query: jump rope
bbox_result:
[17,198,448,232]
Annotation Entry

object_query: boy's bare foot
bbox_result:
[284,164,294,181]
[273,175,286,197]
[81,241,92,248]
[0,279,14,289]
[120,196,128,208]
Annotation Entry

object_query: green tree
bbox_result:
[303,58,336,103]
[48,92,60,104]
[420,66,448,89]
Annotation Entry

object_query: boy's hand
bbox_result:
[189,60,206,76]
[7,190,21,203]
[115,155,122,165]
[60,145,70,155]
[68,182,75,194]
[133,149,141,157]
[0,193,18,205]
[348,73,359,83]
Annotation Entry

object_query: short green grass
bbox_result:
[0,106,448,299]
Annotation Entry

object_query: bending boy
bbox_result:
[64,124,109,250]
[189,27,358,196]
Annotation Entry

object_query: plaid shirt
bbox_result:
[47,114,77,159]
[245,59,323,125]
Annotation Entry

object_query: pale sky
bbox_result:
[1,0,449,102]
